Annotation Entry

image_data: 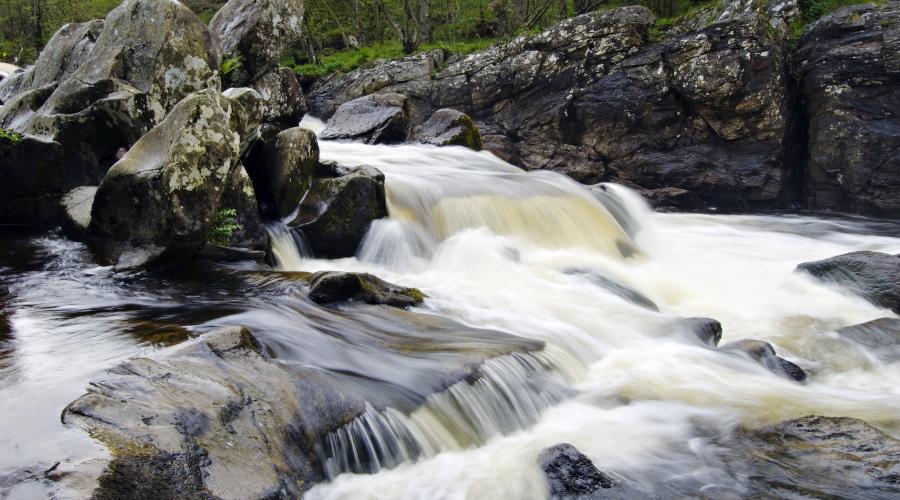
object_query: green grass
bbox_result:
[286,38,498,80]
[789,0,883,38]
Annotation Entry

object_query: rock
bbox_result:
[720,339,807,382]
[538,443,615,498]
[251,67,307,125]
[0,0,219,227]
[245,126,319,219]
[320,93,411,144]
[0,20,103,105]
[209,0,304,86]
[563,267,659,312]
[290,166,388,258]
[682,317,723,347]
[796,251,900,314]
[221,87,265,141]
[88,90,243,268]
[219,163,266,249]
[723,416,900,498]
[795,3,900,217]
[60,186,97,239]
[306,271,425,308]
[412,109,482,149]
[837,317,900,362]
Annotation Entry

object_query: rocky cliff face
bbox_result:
[308,2,899,214]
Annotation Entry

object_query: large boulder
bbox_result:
[320,93,411,144]
[244,126,319,219]
[723,416,900,497]
[796,251,900,314]
[289,166,388,258]
[251,67,308,125]
[412,108,482,150]
[720,339,807,382]
[795,3,900,216]
[60,186,98,239]
[306,271,425,308]
[88,90,243,268]
[0,20,104,105]
[0,0,220,227]
[209,0,304,86]
[538,443,615,498]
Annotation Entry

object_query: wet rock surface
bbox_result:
[837,317,900,362]
[795,3,900,217]
[720,339,807,381]
[244,126,319,219]
[412,108,482,149]
[797,251,900,314]
[88,90,243,268]
[60,186,97,239]
[307,271,425,308]
[539,443,615,498]
[320,93,412,144]
[290,166,388,258]
[724,416,900,498]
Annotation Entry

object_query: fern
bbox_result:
[219,55,243,78]
[208,208,243,246]
[0,128,23,144]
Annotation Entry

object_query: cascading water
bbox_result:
[269,118,900,498]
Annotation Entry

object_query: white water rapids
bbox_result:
[262,118,900,499]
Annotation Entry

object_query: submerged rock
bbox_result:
[724,416,900,498]
[563,267,659,312]
[89,90,243,268]
[306,272,425,308]
[795,3,900,217]
[681,317,723,347]
[0,0,219,227]
[290,166,388,258]
[539,443,615,498]
[837,318,900,362]
[720,339,807,382]
[796,251,900,314]
[320,93,411,144]
[413,109,482,150]
[209,0,305,86]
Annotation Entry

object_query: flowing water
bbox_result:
[2,118,900,498]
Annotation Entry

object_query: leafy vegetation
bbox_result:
[207,208,243,246]
[0,128,23,144]
[219,54,243,78]
[789,0,882,38]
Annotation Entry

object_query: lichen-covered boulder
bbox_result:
[320,93,411,144]
[0,0,220,227]
[0,19,103,105]
[88,90,242,268]
[539,443,615,498]
[795,3,900,217]
[209,0,304,86]
[306,271,425,308]
[251,67,307,124]
[412,108,482,149]
[720,339,807,382]
[289,166,388,258]
[244,126,319,219]
[796,251,900,314]
[60,186,98,239]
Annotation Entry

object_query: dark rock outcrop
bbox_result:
[837,317,900,362]
[796,251,900,314]
[724,416,900,498]
[539,443,615,498]
[88,90,243,268]
[306,271,425,308]
[413,108,482,149]
[320,93,411,144]
[720,339,807,381]
[219,163,266,249]
[0,0,220,227]
[290,166,388,258]
[245,126,319,219]
[209,0,305,86]
[60,186,97,239]
[795,3,900,217]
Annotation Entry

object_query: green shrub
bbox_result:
[219,54,243,78]
[0,128,23,144]
[207,208,243,246]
